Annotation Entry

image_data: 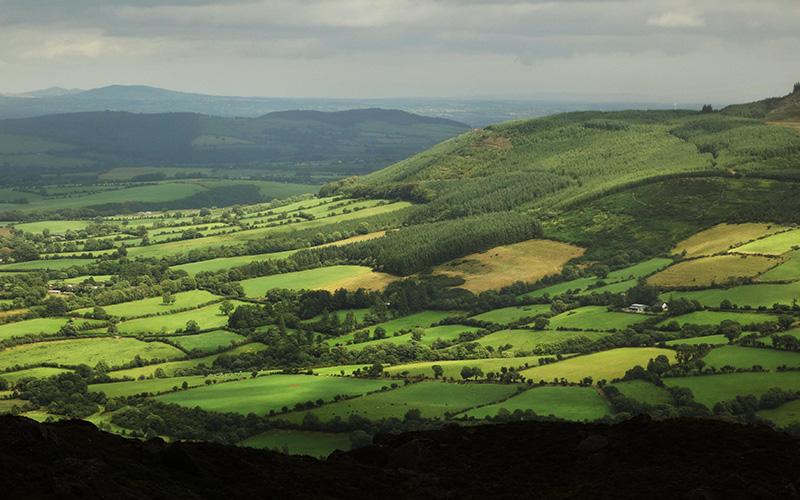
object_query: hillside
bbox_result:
[0,108,469,178]
[3,415,799,499]
[722,83,800,121]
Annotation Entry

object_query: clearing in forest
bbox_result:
[433,239,584,293]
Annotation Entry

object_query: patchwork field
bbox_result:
[281,381,519,422]
[460,385,611,421]
[240,266,396,296]
[434,239,585,293]
[663,371,800,407]
[108,343,267,379]
[659,310,778,327]
[732,228,800,255]
[701,346,800,370]
[0,258,96,271]
[0,338,185,370]
[470,304,552,324]
[0,367,72,385]
[157,374,389,416]
[548,306,647,331]
[90,373,247,398]
[14,220,93,234]
[664,334,729,346]
[342,324,482,351]
[169,250,297,276]
[382,356,544,379]
[648,254,777,288]
[327,310,457,346]
[115,301,245,334]
[520,347,677,383]
[0,317,105,342]
[757,399,800,427]
[606,258,673,280]
[168,330,245,353]
[672,223,786,257]
[660,282,800,308]
[610,380,673,406]
[474,329,606,354]
[240,429,351,458]
[74,290,222,319]
[757,250,800,282]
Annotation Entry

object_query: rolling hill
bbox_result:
[722,83,800,121]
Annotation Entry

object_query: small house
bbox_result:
[626,303,648,314]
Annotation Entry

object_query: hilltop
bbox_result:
[722,83,800,121]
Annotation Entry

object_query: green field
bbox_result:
[383,356,544,379]
[702,345,800,370]
[240,430,351,458]
[648,255,777,288]
[168,330,245,353]
[665,334,729,346]
[548,306,647,331]
[474,329,606,354]
[90,373,247,398]
[282,381,519,422]
[672,223,786,257]
[521,347,677,383]
[522,277,598,299]
[733,228,800,255]
[157,374,389,416]
[469,304,552,324]
[342,324,482,351]
[0,367,72,385]
[0,338,185,370]
[0,258,96,271]
[460,386,611,421]
[108,343,267,379]
[663,371,800,407]
[239,265,394,296]
[610,380,673,406]
[115,301,244,334]
[170,250,297,276]
[14,220,92,234]
[0,317,105,342]
[757,399,800,427]
[327,310,457,346]
[757,250,800,282]
[661,282,800,308]
[74,290,222,319]
[659,310,778,327]
[606,258,674,280]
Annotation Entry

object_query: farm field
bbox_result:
[733,229,800,255]
[663,371,800,407]
[548,306,647,331]
[281,381,520,422]
[74,289,222,318]
[610,380,672,406]
[522,277,598,299]
[660,282,800,308]
[342,324,482,351]
[90,373,247,398]
[757,250,800,282]
[460,386,611,421]
[0,367,72,385]
[239,266,396,296]
[521,347,677,383]
[0,317,105,342]
[383,356,544,379]
[0,338,185,370]
[108,343,267,379]
[0,258,96,271]
[672,223,786,257]
[664,334,729,346]
[606,258,673,280]
[474,329,606,354]
[169,250,298,276]
[326,310,457,345]
[658,310,778,327]
[757,399,800,427]
[115,301,245,334]
[167,330,245,353]
[701,346,800,370]
[647,254,777,288]
[156,374,389,416]
[433,239,585,293]
[470,304,552,324]
[13,220,92,234]
[239,430,351,458]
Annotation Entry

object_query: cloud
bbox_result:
[646,12,706,28]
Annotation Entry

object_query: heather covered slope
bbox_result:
[3,414,800,499]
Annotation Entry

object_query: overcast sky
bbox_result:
[0,0,797,103]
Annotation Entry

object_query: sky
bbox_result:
[0,0,798,103]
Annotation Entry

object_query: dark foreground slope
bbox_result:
[3,415,799,500]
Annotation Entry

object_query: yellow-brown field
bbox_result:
[672,223,786,258]
[648,254,778,288]
[434,239,584,293]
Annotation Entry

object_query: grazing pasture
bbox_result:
[108,343,267,379]
[0,367,72,385]
[732,228,800,255]
[702,346,800,370]
[90,373,247,398]
[434,239,584,293]
[240,430,351,457]
[168,330,245,353]
[610,380,673,406]
[0,317,105,342]
[663,371,800,407]
[548,306,647,331]
[0,338,185,370]
[672,223,786,257]
[521,347,677,383]
[661,282,800,308]
[757,250,800,282]
[757,399,800,427]
[474,329,606,354]
[658,310,778,327]
[461,386,611,421]
[115,301,245,334]
[664,334,729,346]
[239,266,395,296]
[282,381,519,422]
[327,310,457,345]
[74,289,222,319]
[648,255,777,288]
[0,258,96,271]
[383,356,544,379]
[14,220,92,234]
[470,304,552,324]
[157,374,389,416]
[344,324,482,351]
[170,250,297,276]
[606,258,673,280]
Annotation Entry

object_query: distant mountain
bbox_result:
[722,83,800,120]
[14,87,84,98]
[0,108,470,176]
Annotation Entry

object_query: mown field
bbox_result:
[239,429,351,457]
[610,380,672,406]
[733,228,800,255]
[74,289,221,319]
[115,301,245,335]
[460,385,611,421]
[521,348,677,383]
[661,282,800,308]
[548,306,647,331]
[663,371,800,407]
[167,330,244,353]
[240,266,396,296]
[659,310,778,327]
[701,346,800,370]
[0,317,105,342]
[108,343,267,379]
[90,373,248,398]
[470,304,552,324]
[382,356,544,379]
[474,329,607,355]
[648,254,777,288]
[672,223,787,257]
